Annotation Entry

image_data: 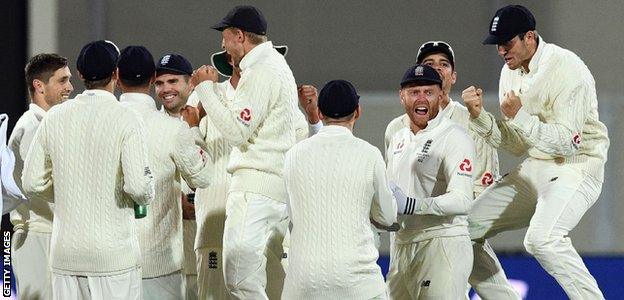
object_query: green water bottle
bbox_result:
[134,203,147,219]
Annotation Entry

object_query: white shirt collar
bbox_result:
[318,124,354,136]
[29,103,46,121]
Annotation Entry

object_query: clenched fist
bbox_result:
[191,65,219,87]
[500,90,522,119]
[298,85,320,124]
[181,105,200,127]
[461,86,484,119]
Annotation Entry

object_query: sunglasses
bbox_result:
[417,41,455,63]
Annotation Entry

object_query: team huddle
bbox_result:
[2,4,609,300]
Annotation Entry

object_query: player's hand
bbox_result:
[197,100,207,120]
[390,182,410,215]
[298,85,320,124]
[191,65,218,87]
[500,90,522,119]
[461,86,484,119]
[181,105,200,127]
[181,193,195,220]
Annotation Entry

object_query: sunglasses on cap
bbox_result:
[417,41,455,66]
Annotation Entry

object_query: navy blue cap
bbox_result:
[118,46,155,81]
[483,5,536,45]
[211,5,267,35]
[318,80,360,118]
[211,45,288,77]
[156,54,193,76]
[416,41,455,68]
[76,40,119,81]
[400,64,442,88]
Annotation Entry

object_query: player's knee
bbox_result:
[523,232,555,257]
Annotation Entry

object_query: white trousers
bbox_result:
[12,230,52,300]
[183,274,198,300]
[196,247,229,300]
[469,158,604,300]
[222,191,288,300]
[387,235,473,300]
[142,271,183,300]
[51,267,142,300]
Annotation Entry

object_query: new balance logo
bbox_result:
[421,280,431,287]
[208,251,218,269]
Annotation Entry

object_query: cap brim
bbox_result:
[211,50,233,77]
[156,67,191,76]
[400,79,442,88]
[482,33,516,45]
[211,21,230,32]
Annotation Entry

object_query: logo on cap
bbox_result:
[491,16,499,32]
[414,66,424,76]
[160,55,171,65]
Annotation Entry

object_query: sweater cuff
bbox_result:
[308,121,323,136]
[470,110,494,137]
[509,107,533,132]
[195,81,219,110]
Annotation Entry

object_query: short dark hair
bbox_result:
[25,53,69,98]
[119,77,151,88]
[84,77,113,89]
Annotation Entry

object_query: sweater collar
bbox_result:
[119,93,157,112]
[318,124,354,137]
[76,89,117,103]
[239,41,274,71]
[28,103,46,121]
[521,34,546,75]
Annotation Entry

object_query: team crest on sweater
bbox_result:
[457,158,472,177]
[572,133,581,150]
[237,107,252,126]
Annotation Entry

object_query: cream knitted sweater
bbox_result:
[195,41,301,203]
[21,89,155,276]
[471,37,609,181]
[9,104,54,233]
[120,92,211,278]
[282,125,397,300]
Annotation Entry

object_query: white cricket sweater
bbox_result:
[193,81,233,250]
[282,125,397,300]
[120,92,211,278]
[387,110,475,243]
[9,104,54,233]
[471,37,609,181]
[386,99,500,196]
[195,41,300,203]
[21,89,155,276]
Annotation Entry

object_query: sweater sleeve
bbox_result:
[470,109,529,157]
[21,119,54,202]
[194,68,278,147]
[294,109,310,141]
[121,120,155,205]
[508,81,590,157]
[405,130,475,216]
[172,123,212,189]
[370,150,397,226]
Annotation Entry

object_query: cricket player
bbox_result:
[386,64,475,299]
[21,40,155,299]
[191,5,303,298]
[117,46,212,300]
[9,53,73,299]
[192,46,307,299]
[153,52,205,299]
[282,79,396,300]
[463,5,610,299]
